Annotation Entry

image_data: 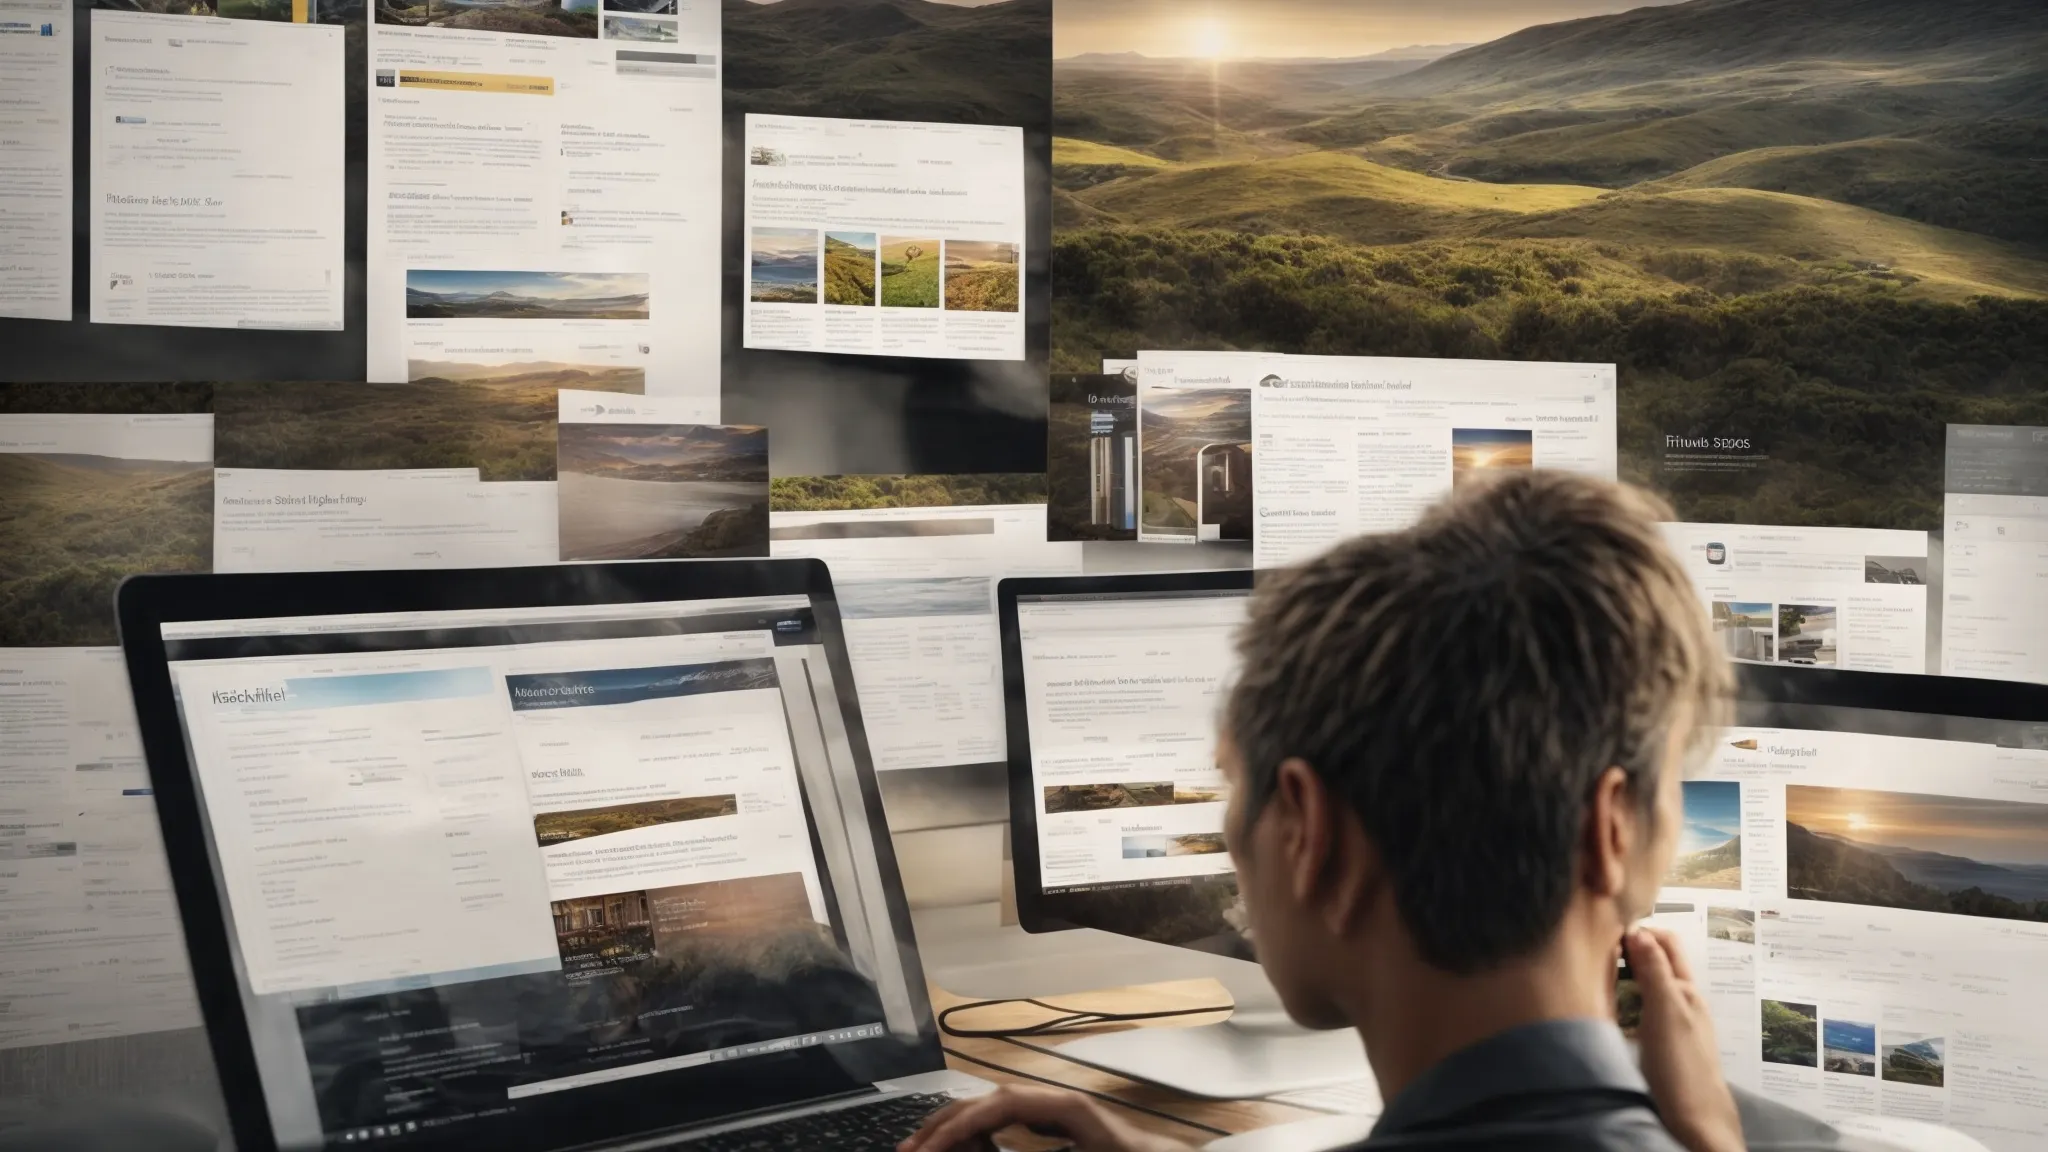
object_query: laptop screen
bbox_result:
[1012,586,1253,958]
[159,594,924,1150]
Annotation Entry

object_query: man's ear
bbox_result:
[1583,765,1634,900]
[1270,759,1370,936]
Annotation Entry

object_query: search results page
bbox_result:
[1018,593,1246,893]
[1656,727,2048,1150]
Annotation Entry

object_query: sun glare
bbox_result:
[1190,17,1229,59]
[1846,813,1869,831]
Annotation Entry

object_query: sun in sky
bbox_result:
[1188,15,1230,58]
[1845,812,1869,832]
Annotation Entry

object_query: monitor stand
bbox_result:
[914,903,1373,1100]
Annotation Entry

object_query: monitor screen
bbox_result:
[1011,585,1252,959]
[157,593,925,1151]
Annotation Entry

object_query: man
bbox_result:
[904,471,1746,1152]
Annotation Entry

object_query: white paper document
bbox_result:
[743,114,1027,361]
[1941,424,2048,684]
[0,648,200,1050]
[1662,523,1931,674]
[0,0,72,321]
[367,2,721,408]
[214,468,558,573]
[1250,354,1618,569]
[770,502,1081,771]
[88,10,344,330]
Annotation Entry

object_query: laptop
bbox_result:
[116,560,989,1152]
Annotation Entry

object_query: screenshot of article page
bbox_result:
[1941,424,2048,684]
[743,114,1027,362]
[1656,728,2048,1150]
[213,467,558,572]
[1250,354,1618,569]
[88,10,344,330]
[1662,523,1932,674]
[769,500,1081,772]
[0,647,202,1049]
[1134,350,1275,546]
[366,0,721,407]
[0,0,72,321]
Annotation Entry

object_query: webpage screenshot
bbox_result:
[1016,589,1250,956]
[1653,703,2048,1150]
[1942,424,2048,684]
[161,597,913,1148]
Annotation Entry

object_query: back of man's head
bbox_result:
[1226,470,1730,974]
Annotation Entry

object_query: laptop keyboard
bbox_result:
[667,1093,956,1151]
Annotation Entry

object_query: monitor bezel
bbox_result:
[997,569,1254,937]
[116,559,944,1152]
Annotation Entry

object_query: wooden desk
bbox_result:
[933,979,1326,1148]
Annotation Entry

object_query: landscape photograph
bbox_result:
[0,412,212,648]
[377,0,596,38]
[1050,0,2048,534]
[1708,905,1755,945]
[1881,1031,1946,1087]
[880,238,941,308]
[1119,833,1226,859]
[1056,872,1252,959]
[1667,780,1742,890]
[1785,785,2048,923]
[824,232,879,306]
[558,423,769,560]
[95,0,217,13]
[770,473,1045,511]
[1048,373,1138,541]
[534,794,740,848]
[1450,427,1533,489]
[603,12,673,39]
[722,0,1050,126]
[1762,999,1819,1067]
[217,379,627,484]
[408,356,645,395]
[603,0,670,11]
[1712,600,1776,663]
[837,576,989,621]
[406,271,648,320]
[943,241,1022,312]
[1139,386,1251,539]
[750,228,819,304]
[1865,555,1927,585]
[1778,604,1839,666]
[1824,1018,1878,1077]
[1046,782,1176,814]
[552,890,656,976]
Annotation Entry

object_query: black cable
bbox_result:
[940,1044,1230,1139]
[938,996,1235,1040]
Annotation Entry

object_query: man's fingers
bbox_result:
[1625,926,1678,998]
[901,1098,974,1150]
[1641,925,1697,983]
[903,1086,1106,1152]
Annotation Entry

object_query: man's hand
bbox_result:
[1627,926,1743,1152]
[900,1085,1193,1152]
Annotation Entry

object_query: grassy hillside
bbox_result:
[823,236,877,307]
[771,473,1045,511]
[879,239,940,308]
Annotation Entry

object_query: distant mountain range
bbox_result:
[1060,43,1473,67]
[406,360,646,390]
[1812,829,2048,903]
[560,426,767,483]
[1787,822,2048,922]
[405,287,649,320]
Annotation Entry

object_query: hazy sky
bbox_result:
[1788,787,2048,867]
[1055,0,1691,59]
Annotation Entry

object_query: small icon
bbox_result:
[1705,542,1726,565]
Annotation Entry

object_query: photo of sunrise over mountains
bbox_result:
[407,272,651,320]
[1052,0,2048,532]
[1785,785,2048,923]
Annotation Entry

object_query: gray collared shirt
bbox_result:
[1354,1017,1688,1150]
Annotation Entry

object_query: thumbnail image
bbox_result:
[552,890,656,975]
[769,473,1045,511]
[377,0,595,37]
[749,146,787,167]
[1666,780,1742,890]
[837,576,989,621]
[1139,386,1253,541]
[603,13,673,39]
[1173,785,1225,805]
[1167,832,1227,856]
[96,0,216,11]
[823,232,879,307]
[1785,785,2048,923]
[1056,872,1251,959]
[879,238,941,309]
[1450,428,1535,489]
[602,0,671,11]
[1823,1018,1877,1076]
[0,397,212,648]
[407,356,644,394]
[1761,1000,1819,1067]
[534,794,739,847]
[1711,601,1775,663]
[1881,1032,1946,1088]
[1048,373,1139,542]
[1708,906,1756,944]
[557,423,769,561]
[406,271,648,320]
[770,519,989,543]
[215,0,295,19]
[943,241,1021,313]
[646,872,824,960]
[750,228,818,304]
[1123,835,1172,859]
[1045,782,1176,814]
[1864,556,1926,585]
[1777,604,1838,666]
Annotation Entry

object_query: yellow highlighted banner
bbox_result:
[398,70,554,95]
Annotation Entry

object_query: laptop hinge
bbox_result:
[579,1086,886,1152]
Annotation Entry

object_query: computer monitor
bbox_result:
[116,561,954,1152]
[996,571,1372,1099]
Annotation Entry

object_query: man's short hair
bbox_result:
[1225,470,1731,974]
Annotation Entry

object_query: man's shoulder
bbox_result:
[1351,1100,1689,1150]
